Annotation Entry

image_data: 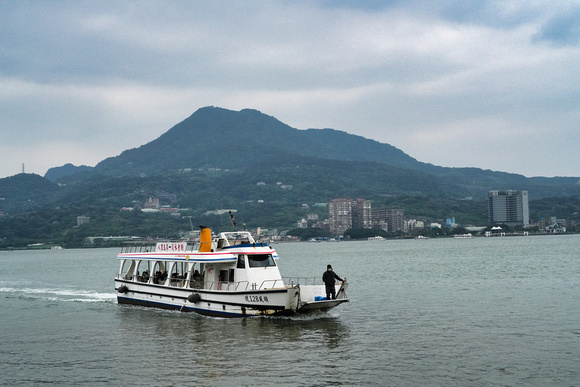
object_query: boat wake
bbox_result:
[0,285,116,303]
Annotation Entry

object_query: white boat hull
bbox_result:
[115,279,348,317]
[115,279,301,317]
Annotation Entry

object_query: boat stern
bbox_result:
[296,280,349,313]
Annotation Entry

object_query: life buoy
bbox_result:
[188,293,201,303]
[118,285,128,293]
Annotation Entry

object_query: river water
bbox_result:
[1,235,579,386]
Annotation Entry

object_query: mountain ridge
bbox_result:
[85,106,424,177]
[43,106,579,194]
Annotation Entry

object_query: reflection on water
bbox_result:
[113,305,351,385]
[115,304,350,350]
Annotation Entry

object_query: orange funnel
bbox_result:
[199,226,212,252]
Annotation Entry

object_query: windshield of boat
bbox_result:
[247,254,276,268]
[220,232,255,245]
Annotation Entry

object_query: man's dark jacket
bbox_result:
[322,270,343,285]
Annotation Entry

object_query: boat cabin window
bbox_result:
[236,254,246,268]
[190,264,202,279]
[169,262,187,287]
[189,264,204,289]
[120,260,136,280]
[152,261,168,284]
[136,260,151,283]
[219,269,235,283]
[170,262,186,277]
[247,254,276,268]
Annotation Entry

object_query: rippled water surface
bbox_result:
[1,235,579,386]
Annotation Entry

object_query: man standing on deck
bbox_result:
[322,264,344,300]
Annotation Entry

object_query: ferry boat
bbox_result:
[367,236,385,241]
[114,227,349,317]
[454,233,473,239]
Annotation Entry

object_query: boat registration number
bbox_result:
[245,295,270,303]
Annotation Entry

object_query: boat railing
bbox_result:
[114,276,295,291]
[204,279,291,291]
[169,278,186,287]
[283,277,321,287]
[203,281,242,291]
[258,279,289,289]
[189,279,204,289]
[209,281,252,291]
[119,241,196,254]
[119,243,155,254]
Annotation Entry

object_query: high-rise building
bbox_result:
[487,190,529,227]
[352,198,372,229]
[328,197,372,235]
[372,208,405,232]
[328,198,352,235]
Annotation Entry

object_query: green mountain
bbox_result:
[0,173,59,213]
[1,106,579,248]
[44,163,92,182]
[93,106,422,176]
[47,106,580,199]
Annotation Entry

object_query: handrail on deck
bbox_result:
[119,241,196,254]
[114,276,298,292]
[204,279,292,291]
[283,277,321,286]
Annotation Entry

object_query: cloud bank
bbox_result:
[1,0,579,178]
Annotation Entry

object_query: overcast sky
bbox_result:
[1,1,579,179]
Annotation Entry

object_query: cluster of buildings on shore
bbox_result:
[76,189,570,244]
[326,198,406,235]
[296,190,567,236]
[297,198,423,235]
[92,190,566,239]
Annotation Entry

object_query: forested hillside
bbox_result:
[1,107,579,248]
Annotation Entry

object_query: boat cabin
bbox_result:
[116,231,286,292]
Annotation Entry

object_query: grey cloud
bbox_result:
[535,8,580,46]
[0,1,579,178]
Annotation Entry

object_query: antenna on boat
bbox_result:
[228,211,236,231]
